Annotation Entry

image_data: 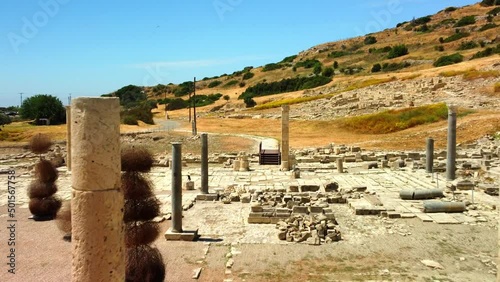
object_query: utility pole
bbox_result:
[68,93,72,105]
[192,77,197,135]
[188,85,192,123]
[164,90,168,119]
[19,92,23,107]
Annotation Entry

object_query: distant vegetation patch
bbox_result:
[262,63,283,72]
[295,59,321,69]
[440,69,499,80]
[224,80,239,87]
[159,93,222,111]
[444,7,458,12]
[338,103,450,134]
[454,16,476,27]
[208,80,222,88]
[494,82,500,93]
[479,23,497,31]
[344,77,396,92]
[440,32,469,43]
[387,44,409,59]
[328,50,350,58]
[242,72,255,80]
[457,41,478,50]
[433,53,463,67]
[470,44,500,59]
[239,76,332,100]
[280,55,297,63]
[364,36,377,45]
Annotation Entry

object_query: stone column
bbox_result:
[446,105,457,181]
[337,158,344,173]
[171,142,183,233]
[426,137,434,174]
[65,106,71,171]
[201,133,208,194]
[71,97,124,281]
[281,105,290,171]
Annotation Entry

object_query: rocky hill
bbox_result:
[109,2,499,122]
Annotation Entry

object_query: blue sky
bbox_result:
[0,0,478,107]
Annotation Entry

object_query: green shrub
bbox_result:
[239,76,332,100]
[322,67,334,77]
[166,98,188,110]
[414,24,431,33]
[433,53,463,67]
[280,55,297,63]
[173,81,194,97]
[444,7,458,12]
[243,97,256,108]
[239,81,246,87]
[295,59,321,69]
[479,23,498,31]
[435,45,445,52]
[224,80,239,87]
[20,94,66,124]
[121,103,154,125]
[387,44,409,59]
[371,63,382,73]
[364,36,377,45]
[328,51,350,58]
[382,62,410,72]
[0,114,12,126]
[454,16,476,27]
[223,95,230,101]
[313,64,322,75]
[413,15,432,25]
[262,63,282,72]
[208,80,222,88]
[457,41,478,50]
[481,0,500,6]
[242,72,255,80]
[122,115,138,125]
[442,32,469,43]
[333,61,339,69]
[487,7,500,15]
[471,45,500,59]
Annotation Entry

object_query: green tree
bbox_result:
[223,95,230,101]
[20,95,65,124]
[364,36,377,45]
[313,64,322,75]
[333,61,339,69]
[387,44,409,59]
[322,67,334,77]
[371,63,382,73]
[0,113,12,126]
[243,97,256,108]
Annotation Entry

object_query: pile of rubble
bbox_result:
[276,213,341,244]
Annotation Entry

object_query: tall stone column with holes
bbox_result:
[71,97,124,281]
[281,105,290,171]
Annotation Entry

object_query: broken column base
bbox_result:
[164,228,199,241]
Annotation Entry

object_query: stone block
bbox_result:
[185,181,195,190]
[248,217,271,224]
[301,185,320,192]
[309,206,324,214]
[292,206,308,214]
[289,185,299,192]
[363,162,378,169]
[251,205,263,212]
[325,182,339,192]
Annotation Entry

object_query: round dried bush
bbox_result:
[29,133,52,154]
[56,201,72,234]
[125,222,159,247]
[126,245,165,282]
[29,196,62,217]
[35,159,59,183]
[121,147,154,172]
[122,172,153,200]
[27,181,58,199]
[124,197,161,222]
